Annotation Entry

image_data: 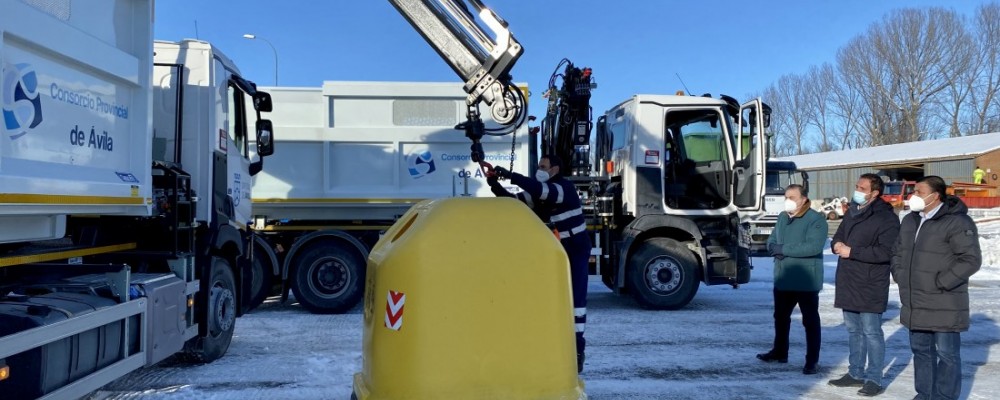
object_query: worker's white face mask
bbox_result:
[784,199,799,214]
[535,170,550,182]
[909,193,934,212]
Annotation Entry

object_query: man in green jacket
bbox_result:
[892,176,981,400]
[757,184,829,375]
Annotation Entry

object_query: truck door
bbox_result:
[733,99,767,211]
[225,82,253,226]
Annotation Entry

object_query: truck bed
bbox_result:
[0,0,154,243]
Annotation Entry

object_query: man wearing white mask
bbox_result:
[828,174,899,396]
[488,155,591,372]
[757,184,828,375]
[892,176,981,400]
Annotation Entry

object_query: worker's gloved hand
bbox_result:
[486,175,500,187]
[492,166,512,179]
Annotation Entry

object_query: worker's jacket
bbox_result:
[490,173,587,240]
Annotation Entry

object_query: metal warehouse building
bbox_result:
[777,132,1000,201]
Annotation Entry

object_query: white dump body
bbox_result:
[0,0,153,243]
[252,81,530,221]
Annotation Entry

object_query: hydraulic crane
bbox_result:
[388,0,526,162]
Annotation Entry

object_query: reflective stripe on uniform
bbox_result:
[517,192,534,208]
[575,323,586,333]
[574,307,587,317]
[540,184,550,200]
[555,184,564,203]
[552,207,583,222]
[558,223,587,239]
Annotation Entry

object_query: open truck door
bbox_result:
[733,99,768,211]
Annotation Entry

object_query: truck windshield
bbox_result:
[883,184,902,195]
[765,170,795,195]
[675,114,728,163]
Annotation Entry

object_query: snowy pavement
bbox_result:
[88,222,1000,400]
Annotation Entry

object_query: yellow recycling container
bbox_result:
[353,197,586,400]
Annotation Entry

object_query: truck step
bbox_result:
[704,246,731,260]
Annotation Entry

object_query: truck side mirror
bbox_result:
[256,119,275,157]
[761,102,772,128]
[254,92,273,112]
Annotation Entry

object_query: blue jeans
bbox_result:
[910,330,961,400]
[843,311,885,386]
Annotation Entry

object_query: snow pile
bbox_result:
[977,221,1000,280]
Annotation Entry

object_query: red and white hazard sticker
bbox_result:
[385,290,405,331]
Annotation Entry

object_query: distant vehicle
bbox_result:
[817,197,849,220]
[882,180,916,211]
[746,161,808,256]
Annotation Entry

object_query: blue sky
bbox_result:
[155,1,990,117]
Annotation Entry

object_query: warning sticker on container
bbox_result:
[385,290,405,331]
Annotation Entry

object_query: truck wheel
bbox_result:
[291,241,365,314]
[246,246,273,311]
[627,238,699,310]
[189,256,236,362]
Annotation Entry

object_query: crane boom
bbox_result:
[388,0,525,161]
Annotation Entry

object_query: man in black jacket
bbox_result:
[828,174,899,397]
[891,176,981,400]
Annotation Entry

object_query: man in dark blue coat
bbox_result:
[828,174,899,397]
[488,155,591,373]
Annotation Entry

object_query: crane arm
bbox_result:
[388,0,525,162]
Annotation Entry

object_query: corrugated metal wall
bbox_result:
[803,157,977,200]
[813,169,851,200]
[926,159,975,184]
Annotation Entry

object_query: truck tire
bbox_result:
[246,246,273,311]
[627,238,699,310]
[189,256,236,362]
[291,241,365,314]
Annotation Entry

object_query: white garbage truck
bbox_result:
[251,81,531,314]
[0,1,275,398]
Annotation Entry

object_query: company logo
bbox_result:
[406,150,437,179]
[2,63,43,140]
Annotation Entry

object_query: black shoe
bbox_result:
[577,352,585,373]
[858,381,884,396]
[755,351,788,363]
[827,373,865,387]
[802,363,819,375]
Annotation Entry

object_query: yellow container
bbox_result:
[353,197,586,400]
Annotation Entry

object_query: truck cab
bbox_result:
[595,94,768,309]
[0,2,273,397]
[882,180,915,212]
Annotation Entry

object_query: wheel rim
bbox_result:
[307,256,351,299]
[644,256,684,295]
[209,282,236,336]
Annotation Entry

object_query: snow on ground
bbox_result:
[88,222,1000,400]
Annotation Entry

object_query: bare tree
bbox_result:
[804,65,833,151]
[967,3,1000,135]
[766,74,812,155]
[870,8,967,141]
[935,13,977,137]
[837,34,898,146]
[823,62,863,149]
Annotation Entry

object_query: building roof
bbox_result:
[776,132,1000,170]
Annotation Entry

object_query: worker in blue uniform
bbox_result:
[487,154,591,373]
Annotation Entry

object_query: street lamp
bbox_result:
[242,34,278,86]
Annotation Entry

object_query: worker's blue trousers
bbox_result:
[561,233,591,357]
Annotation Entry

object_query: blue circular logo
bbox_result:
[407,150,436,179]
[2,63,43,140]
